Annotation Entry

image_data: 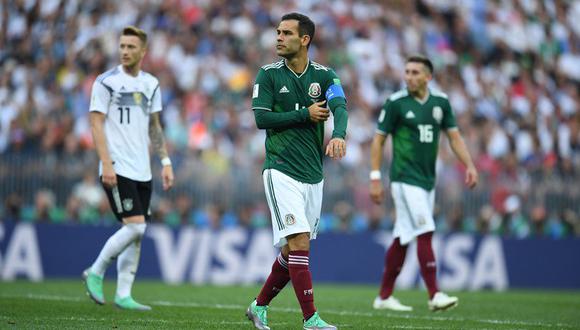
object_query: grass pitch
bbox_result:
[1,280,579,329]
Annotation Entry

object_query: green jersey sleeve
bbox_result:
[254,108,309,129]
[441,98,457,130]
[324,69,348,139]
[376,99,399,135]
[251,69,274,111]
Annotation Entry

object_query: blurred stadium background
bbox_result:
[1,0,579,291]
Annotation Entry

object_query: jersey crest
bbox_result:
[123,198,134,212]
[285,214,296,226]
[308,82,321,98]
[133,92,143,106]
[432,106,443,124]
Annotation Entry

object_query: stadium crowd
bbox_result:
[0,0,579,238]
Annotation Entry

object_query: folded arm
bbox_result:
[253,108,310,129]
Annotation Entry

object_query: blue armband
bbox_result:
[325,83,346,101]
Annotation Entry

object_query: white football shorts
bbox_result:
[263,169,323,248]
[390,181,436,245]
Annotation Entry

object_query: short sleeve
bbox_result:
[151,84,162,113]
[89,80,112,114]
[376,99,399,135]
[251,69,274,111]
[441,98,457,130]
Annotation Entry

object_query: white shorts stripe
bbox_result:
[266,170,284,231]
[112,186,123,213]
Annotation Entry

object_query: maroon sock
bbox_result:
[288,250,316,320]
[417,232,438,299]
[256,253,290,306]
[379,238,407,299]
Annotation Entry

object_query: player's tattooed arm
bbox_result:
[149,112,169,160]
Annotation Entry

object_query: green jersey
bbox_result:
[377,88,457,190]
[252,59,347,184]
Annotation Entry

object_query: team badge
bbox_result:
[418,215,426,226]
[308,82,321,98]
[285,214,296,226]
[123,198,134,212]
[432,106,443,124]
[133,92,142,106]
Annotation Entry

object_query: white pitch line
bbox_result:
[1,293,575,329]
[0,314,263,326]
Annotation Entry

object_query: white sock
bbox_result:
[90,223,146,276]
[116,238,141,298]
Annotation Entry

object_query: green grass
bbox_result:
[1,280,579,329]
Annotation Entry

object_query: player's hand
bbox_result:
[465,165,478,189]
[162,165,174,191]
[369,179,384,204]
[307,100,330,123]
[101,162,117,188]
[325,138,346,160]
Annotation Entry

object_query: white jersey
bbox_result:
[89,65,162,181]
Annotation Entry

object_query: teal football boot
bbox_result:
[82,268,105,305]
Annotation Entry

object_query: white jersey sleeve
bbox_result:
[151,85,162,113]
[89,80,111,114]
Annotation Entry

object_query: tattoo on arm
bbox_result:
[149,113,168,159]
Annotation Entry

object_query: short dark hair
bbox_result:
[406,55,433,74]
[281,12,315,48]
[122,26,148,46]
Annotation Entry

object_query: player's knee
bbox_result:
[125,222,147,239]
[287,232,310,251]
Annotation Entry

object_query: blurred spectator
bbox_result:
[3,193,23,221]
[67,171,106,224]
[21,188,66,223]
[530,205,548,237]
[476,204,502,235]
[502,194,530,238]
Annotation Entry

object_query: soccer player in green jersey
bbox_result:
[369,55,478,312]
[246,12,347,330]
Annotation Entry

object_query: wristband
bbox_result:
[161,157,172,166]
[369,170,382,180]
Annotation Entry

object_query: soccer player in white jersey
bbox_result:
[82,26,174,311]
